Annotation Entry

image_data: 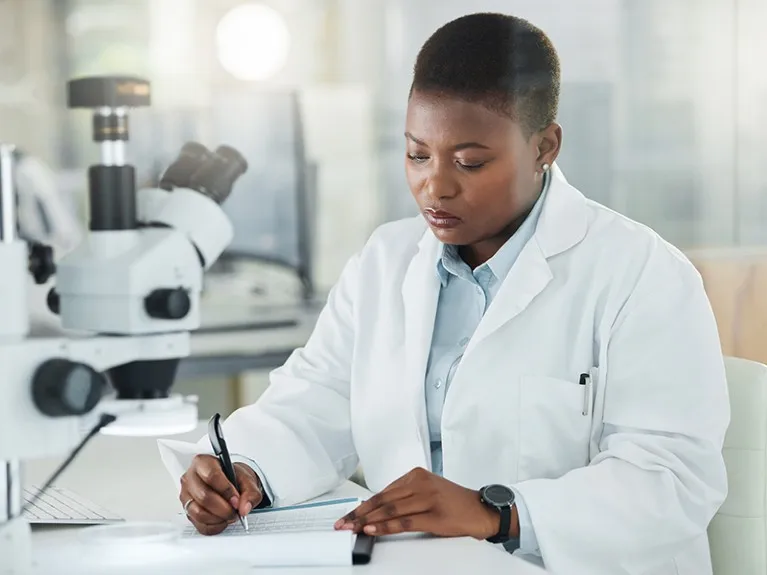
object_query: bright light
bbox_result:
[216,3,291,81]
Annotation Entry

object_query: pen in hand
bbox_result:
[208,413,250,532]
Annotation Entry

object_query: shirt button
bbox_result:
[459,337,470,347]
[435,378,443,389]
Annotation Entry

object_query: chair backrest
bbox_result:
[709,356,767,575]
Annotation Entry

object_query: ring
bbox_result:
[183,499,194,517]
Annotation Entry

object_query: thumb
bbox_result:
[234,463,263,516]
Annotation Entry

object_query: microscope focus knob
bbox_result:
[28,242,56,284]
[32,359,106,417]
[144,288,191,320]
[47,288,60,315]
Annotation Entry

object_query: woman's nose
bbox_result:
[425,166,459,200]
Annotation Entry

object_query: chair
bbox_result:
[709,356,767,574]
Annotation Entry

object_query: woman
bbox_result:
[161,13,729,575]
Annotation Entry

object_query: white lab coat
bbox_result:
[159,164,729,575]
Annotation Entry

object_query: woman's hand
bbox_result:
[179,455,264,536]
[334,467,518,539]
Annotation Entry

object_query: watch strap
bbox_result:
[487,503,511,544]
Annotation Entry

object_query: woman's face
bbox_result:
[405,90,554,248]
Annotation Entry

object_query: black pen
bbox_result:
[208,413,249,532]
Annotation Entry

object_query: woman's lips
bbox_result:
[423,208,461,229]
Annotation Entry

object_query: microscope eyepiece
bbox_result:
[187,145,248,205]
[159,142,213,191]
[158,142,247,205]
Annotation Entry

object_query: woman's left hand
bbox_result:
[334,467,513,539]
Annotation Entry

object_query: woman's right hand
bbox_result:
[179,454,264,535]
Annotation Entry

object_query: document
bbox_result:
[180,497,363,567]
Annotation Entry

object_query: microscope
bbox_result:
[0,76,247,573]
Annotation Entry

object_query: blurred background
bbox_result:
[4,0,767,415]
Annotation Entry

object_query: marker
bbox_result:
[208,413,249,532]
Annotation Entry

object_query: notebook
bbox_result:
[180,497,375,567]
[23,485,124,526]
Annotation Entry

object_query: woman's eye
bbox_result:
[407,153,430,164]
[457,161,486,171]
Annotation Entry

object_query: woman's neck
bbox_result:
[459,176,546,269]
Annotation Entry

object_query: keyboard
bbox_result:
[23,485,124,526]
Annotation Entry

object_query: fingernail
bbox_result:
[243,502,253,516]
[364,525,377,534]
[334,519,344,529]
[230,497,239,509]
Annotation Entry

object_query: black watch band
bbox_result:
[479,484,515,544]
[488,503,512,544]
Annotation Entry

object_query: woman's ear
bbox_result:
[536,122,563,168]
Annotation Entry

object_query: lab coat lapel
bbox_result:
[467,240,552,354]
[467,164,589,354]
[401,230,442,469]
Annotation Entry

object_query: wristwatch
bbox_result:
[479,484,515,544]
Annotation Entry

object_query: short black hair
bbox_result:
[411,13,560,135]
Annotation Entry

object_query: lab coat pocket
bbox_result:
[517,375,592,480]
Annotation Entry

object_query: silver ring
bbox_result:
[183,499,194,517]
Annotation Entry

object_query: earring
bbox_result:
[541,163,551,173]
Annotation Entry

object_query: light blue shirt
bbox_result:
[425,171,550,554]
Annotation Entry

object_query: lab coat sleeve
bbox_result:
[230,455,275,507]
[512,254,730,574]
[512,490,540,555]
[158,254,361,506]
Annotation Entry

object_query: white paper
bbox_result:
[179,498,361,567]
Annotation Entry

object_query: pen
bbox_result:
[208,413,249,532]
[579,373,591,416]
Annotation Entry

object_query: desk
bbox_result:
[23,424,546,574]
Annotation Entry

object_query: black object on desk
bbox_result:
[353,533,376,565]
[208,413,249,531]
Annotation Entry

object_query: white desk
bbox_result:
[23,424,546,574]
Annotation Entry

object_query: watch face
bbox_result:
[483,484,514,506]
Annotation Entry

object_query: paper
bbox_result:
[179,498,361,567]
[182,497,359,537]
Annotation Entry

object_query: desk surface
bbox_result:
[23,424,546,574]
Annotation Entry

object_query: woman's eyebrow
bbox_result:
[405,132,490,151]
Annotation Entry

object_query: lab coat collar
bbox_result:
[534,162,588,259]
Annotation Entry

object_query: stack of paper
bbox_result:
[180,497,362,567]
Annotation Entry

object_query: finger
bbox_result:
[184,469,237,521]
[188,516,229,536]
[363,512,432,536]
[195,455,240,507]
[350,494,432,530]
[186,500,236,526]
[234,464,263,517]
[336,485,414,527]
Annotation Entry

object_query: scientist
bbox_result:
[160,13,729,575]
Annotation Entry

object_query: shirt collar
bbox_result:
[435,170,551,286]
